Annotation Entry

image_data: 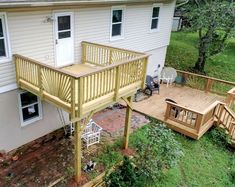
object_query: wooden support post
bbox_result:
[123,95,133,149]
[205,78,212,93]
[74,121,82,183]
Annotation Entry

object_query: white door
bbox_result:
[54,12,74,67]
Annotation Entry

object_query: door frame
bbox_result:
[53,11,75,68]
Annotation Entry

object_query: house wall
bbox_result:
[0,89,69,152]
[0,0,175,90]
[0,1,175,152]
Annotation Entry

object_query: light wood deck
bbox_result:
[62,63,102,75]
[133,84,225,122]
[130,84,227,139]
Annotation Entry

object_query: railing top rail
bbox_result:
[176,69,235,86]
[82,41,146,56]
[14,54,149,79]
[201,101,223,114]
[76,54,149,78]
[224,105,235,118]
[14,54,78,78]
[227,87,235,94]
[166,100,225,116]
[165,101,203,115]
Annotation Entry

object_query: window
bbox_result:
[0,13,11,63]
[111,7,125,40]
[151,6,160,30]
[18,91,42,127]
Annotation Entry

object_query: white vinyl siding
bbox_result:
[0,1,175,91]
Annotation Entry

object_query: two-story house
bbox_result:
[0,0,175,155]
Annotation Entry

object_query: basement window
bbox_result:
[0,13,11,63]
[110,6,125,40]
[18,91,42,127]
[151,5,161,31]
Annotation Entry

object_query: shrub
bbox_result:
[209,127,232,147]
[134,123,183,181]
[105,156,137,187]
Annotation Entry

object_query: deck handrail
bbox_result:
[81,41,145,67]
[165,100,222,133]
[14,41,149,121]
[176,70,235,95]
[225,87,235,108]
[165,99,235,139]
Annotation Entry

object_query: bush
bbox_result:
[134,123,184,181]
[105,122,184,186]
[209,127,232,147]
[105,156,137,187]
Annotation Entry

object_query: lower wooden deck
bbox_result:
[131,84,225,138]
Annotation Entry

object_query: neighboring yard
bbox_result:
[165,32,235,82]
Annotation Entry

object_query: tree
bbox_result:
[184,0,235,73]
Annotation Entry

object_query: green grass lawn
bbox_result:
[165,32,235,82]
[96,122,235,187]
[131,125,235,187]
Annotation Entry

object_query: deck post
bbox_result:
[74,120,82,183]
[123,95,133,149]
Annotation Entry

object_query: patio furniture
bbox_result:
[81,119,102,148]
[144,75,160,96]
[174,75,186,86]
[160,67,177,87]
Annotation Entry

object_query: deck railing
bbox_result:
[165,100,235,140]
[225,87,235,109]
[165,101,221,136]
[14,42,148,121]
[176,70,235,96]
[82,41,143,66]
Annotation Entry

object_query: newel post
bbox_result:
[81,42,86,64]
[141,57,149,90]
[205,78,212,93]
[14,55,20,86]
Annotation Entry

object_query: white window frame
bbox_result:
[150,4,162,32]
[0,12,11,63]
[110,6,125,41]
[18,91,42,127]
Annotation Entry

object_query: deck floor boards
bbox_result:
[132,84,225,122]
[62,63,101,75]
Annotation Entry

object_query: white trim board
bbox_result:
[0,83,17,94]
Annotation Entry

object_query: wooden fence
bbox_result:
[176,70,235,96]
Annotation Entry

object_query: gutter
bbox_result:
[0,0,173,8]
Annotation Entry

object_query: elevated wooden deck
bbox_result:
[132,72,235,141]
[14,41,149,122]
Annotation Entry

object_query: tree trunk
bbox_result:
[194,51,206,72]
[194,37,208,73]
